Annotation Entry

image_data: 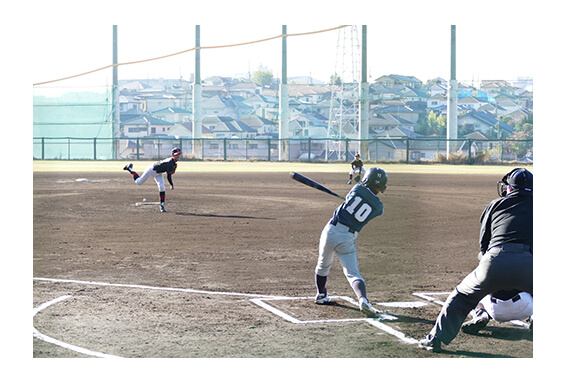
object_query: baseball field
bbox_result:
[33,161,533,361]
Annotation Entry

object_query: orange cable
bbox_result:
[33,25,350,86]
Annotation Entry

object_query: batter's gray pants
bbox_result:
[430,243,533,345]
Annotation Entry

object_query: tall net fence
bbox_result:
[33,86,114,159]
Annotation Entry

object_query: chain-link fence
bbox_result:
[33,136,533,165]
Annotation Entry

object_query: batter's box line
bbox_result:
[250,296,419,345]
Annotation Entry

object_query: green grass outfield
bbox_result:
[33,160,532,175]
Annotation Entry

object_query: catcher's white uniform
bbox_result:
[480,292,533,322]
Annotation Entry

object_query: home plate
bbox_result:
[377,301,429,309]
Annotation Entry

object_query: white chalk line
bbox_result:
[33,277,434,354]
[33,295,123,359]
[33,277,288,299]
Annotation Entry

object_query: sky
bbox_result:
[30,12,543,90]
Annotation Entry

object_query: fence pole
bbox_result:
[136,138,140,160]
[223,138,227,161]
[406,138,410,164]
[93,137,97,160]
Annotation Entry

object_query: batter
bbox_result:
[315,167,388,317]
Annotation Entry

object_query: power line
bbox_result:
[33,25,350,87]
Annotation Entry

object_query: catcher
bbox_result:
[347,153,366,184]
[461,289,533,333]
[123,147,182,212]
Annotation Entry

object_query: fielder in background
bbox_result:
[419,168,533,352]
[315,167,388,318]
[123,148,182,213]
[347,153,366,184]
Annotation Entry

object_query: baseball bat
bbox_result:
[290,172,345,200]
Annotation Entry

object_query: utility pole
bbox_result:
[278,25,289,161]
[113,25,119,159]
[358,25,369,161]
[447,25,458,156]
[193,25,202,158]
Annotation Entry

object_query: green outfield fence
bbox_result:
[32,136,533,165]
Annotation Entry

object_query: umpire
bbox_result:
[419,168,533,352]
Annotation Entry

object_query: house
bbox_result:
[120,80,145,92]
[427,93,446,109]
[503,108,531,125]
[242,94,278,110]
[151,107,192,124]
[399,86,429,102]
[168,122,213,139]
[119,95,144,113]
[290,113,328,138]
[458,96,487,110]
[201,95,253,119]
[289,84,332,103]
[238,114,278,136]
[458,110,514,138]
[370,84,399,101]
[228,81,261,98]
[493,95,521,114]
[374,74,423,89]
[143,94,179,112]
[370,104,421,124]
[429,83,447,96]
[369,113,416,133]
[208,120,256,139]
[121,115,174,138]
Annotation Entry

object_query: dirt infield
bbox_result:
[33,168,533,358]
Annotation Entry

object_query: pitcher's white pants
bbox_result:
[135,164,166,192]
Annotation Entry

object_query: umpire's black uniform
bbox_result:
[427,168,533,346]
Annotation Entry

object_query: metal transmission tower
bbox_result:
[327,26,361,161]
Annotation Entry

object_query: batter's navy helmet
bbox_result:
[362,167,388,194]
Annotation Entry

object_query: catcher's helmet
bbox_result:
[171,147,182,156]
[497,168,533,196]
[362,167,388,193]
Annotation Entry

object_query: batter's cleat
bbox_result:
[461,308,491,334]
[123,163,133,171]
[359,299,382,318]
[418,334,442,352]
[347,179,352,184]
[315,293,332,305]
[159,204,166,213]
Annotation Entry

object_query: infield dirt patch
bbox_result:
[33,169,532,358]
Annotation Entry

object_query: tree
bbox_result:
[418,110,446,136]
[330,74,342,86]
[252,69,273,87]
